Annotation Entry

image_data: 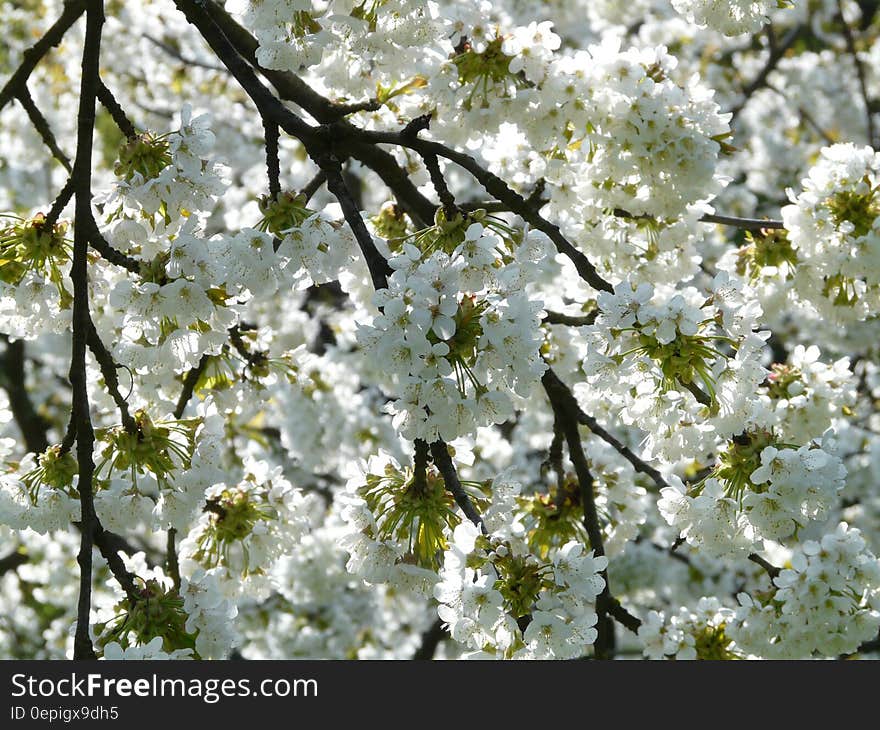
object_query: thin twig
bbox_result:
[15,86,72,171]
[748,552,781,580]
[0,549,28,576]
[299,170,327,203]
[142,32,227,72]
[174,354,209,419]
[541,368,615,657]
[421,152,458,219]
[412,617,446,660]
[82,213,142,273]
[577,410,669,494]
[263,119,281,199]
[429,440,486,533]
[45,176,75,230]
[729,24,803,122]
[542,310,598,327]
[699,213,785,230]
[322,154,392,291]
[96,78,137,139]
[86,319,137,433]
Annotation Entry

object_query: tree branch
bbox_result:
[82,212,142,273]
[0,549,28,576]
[198,0,435,226]
[321,152,392,291]
[69,0,105,661]
[174,353,209,420]
[96,78,137,139]
[263,118,281,199]
[429,439,486,533]
[747,552,781,581]
[728,24,803,122]
[542,310,598,327]
[541,368,615,657]
[359,119,613,293]
[0,339,51,454]
[412,617,446,660]
[86,319,136,433]
[15,86,73,171]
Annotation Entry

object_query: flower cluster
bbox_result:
[670,0,780,36]
[339,450,483,592]
[580,273,767,462]
[434,518,607,659]
[638,597,738,659]
[0,213,72,338]
[761,344,856,444]
[568,40,732,219]
[782,143,880,322]
[103,105,226,227]
[179,460,311,597]
[357,211,551,442]
[730,523,880,658]
[259,191,360,290]
[658,430,846,555]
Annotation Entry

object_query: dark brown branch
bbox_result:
[263,119,281,198]
[541,367,615,657]
[615,207,785,231]
[429,440,486,533]
[300,170,327,203]
[748,552,781,580]
[359,120,613,293]
[343,142,435,227]
[86,319,136,433]
[69,0,104,661]
[412,617,446,660]
[700,213,785,230]
[172,0,318,144]
[0,339,51,454]
[459,179,547,214]
[576,409,669,494]
[199,1,435,226]
[422,152,457,219]
[174,354,209,419]
[96,78,137,139]
[546,415,566,496]
[0,549,28,576]
[543,310,598,327]
[606,597,641,633]
[326,98,382,117]
[82,213,142,273]
[166,528,181,592]
[91,527,139,599]
[682,380,712,408]
[413,438,430,493]
[15,86,73,171]
[0,0,87,112]
[45,177,76,230]
[322,153,392,291]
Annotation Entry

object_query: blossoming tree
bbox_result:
[1,0,880,660]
